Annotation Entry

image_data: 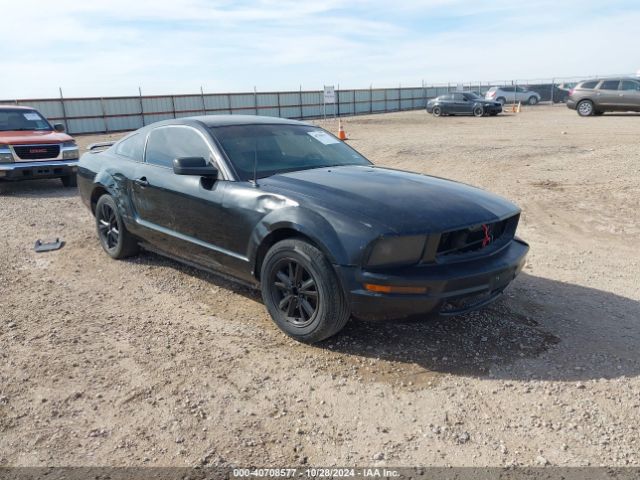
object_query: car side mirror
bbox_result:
[173,157,218,178]
[53,123,65,132]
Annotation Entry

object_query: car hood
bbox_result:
[0,130,73,145]
[260,165,519,234]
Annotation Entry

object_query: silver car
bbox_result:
[485,86,541,105]
[566,78,640,116]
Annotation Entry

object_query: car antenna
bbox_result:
[250,141,259,187]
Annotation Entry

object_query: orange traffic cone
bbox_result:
[338,120,347,140]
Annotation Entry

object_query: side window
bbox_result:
[620,80,640,91]
[453,93,465,101]
[599,80,620,90]
[502,87,514,92]
[581,81,598,89]
[114,133,146,161]
[145,127,212,168]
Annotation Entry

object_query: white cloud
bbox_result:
[0,0,637,98]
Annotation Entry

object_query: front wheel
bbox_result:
[577,100,594,116]
[496,97,506,105]
[260,239,350,343]
[528,96,538,105]
[432,106,442,117]
[95,194,139,259]
[473,105,484,117]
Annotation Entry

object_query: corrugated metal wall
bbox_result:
[1,80,569,135]
[1,86,433,135]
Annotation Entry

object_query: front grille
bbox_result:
[13,144,60,160]
[436,214,519,259]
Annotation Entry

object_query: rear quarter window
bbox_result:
[580,81,598,89]
[115,132,146,162]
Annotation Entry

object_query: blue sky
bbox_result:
[1,0,638,98]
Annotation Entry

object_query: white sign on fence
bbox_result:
[323,85,336,103]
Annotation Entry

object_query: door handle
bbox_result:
[134,177,149,187]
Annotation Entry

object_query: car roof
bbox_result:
[153,115,312,128]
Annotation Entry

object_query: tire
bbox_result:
[260,239,350,343]
[496,97,506,105]
[432,106,442,117]
[577,100,594,117]
[473,105,484,117]
[95,194,139,259]
[60,174,77,187]
[528,96,538,105]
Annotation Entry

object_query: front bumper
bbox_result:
[566,99,577,110]
[0,160,79,181]
[337,238,529,320]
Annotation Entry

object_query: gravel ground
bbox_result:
[0,105,639,467]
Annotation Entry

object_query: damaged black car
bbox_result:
[78,115,528,343]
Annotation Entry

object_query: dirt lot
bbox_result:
[1,106,639,467]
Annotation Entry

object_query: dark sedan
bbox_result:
[78,115,528,343]
[427,92,502,117]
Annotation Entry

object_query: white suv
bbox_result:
[485,86,541,105]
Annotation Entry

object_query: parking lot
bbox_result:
[1,105,639,466]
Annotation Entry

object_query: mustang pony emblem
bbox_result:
[482,224,492,247]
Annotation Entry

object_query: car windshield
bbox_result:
[210,124,371,180]
[0,109,52,132]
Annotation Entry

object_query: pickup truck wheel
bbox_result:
[528,96,538,105]
[60,174,77,187]
[95,194,139,259]
[577,100,594,116]
[261,239,350,343]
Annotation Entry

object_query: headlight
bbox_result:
[63,149,79,159]
[365,235,426,268]
[0,147,13,163]
[62,140,79,159]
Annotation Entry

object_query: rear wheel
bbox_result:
[528,96,538,105]
[577,100,594,116]
[473,105,484,117]
[432,106,442,117]
[60,174,77,187]
[261,239,350,343]
[95,194,139,259]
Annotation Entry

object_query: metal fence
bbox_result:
[1,86,432,135]
[2,74,629,135]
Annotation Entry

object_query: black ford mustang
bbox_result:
[78,115,528,343]
[427,92,502,117]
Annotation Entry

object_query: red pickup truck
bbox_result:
[0,105,79,187]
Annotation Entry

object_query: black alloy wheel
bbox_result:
[260,239,350,343]
[95,194,139,259]
[270,258,318,328]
